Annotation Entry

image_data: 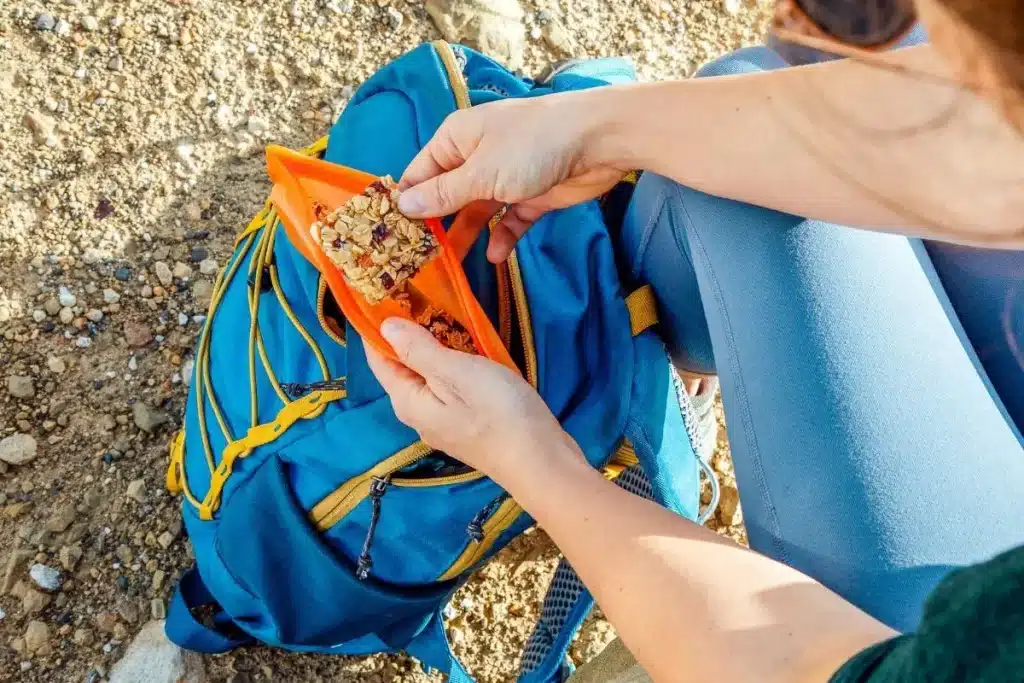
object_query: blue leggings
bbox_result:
[622,47,1024,632]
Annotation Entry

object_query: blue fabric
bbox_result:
[165,568,253,653]
[623,46,1024,631]
[171,42,701,681]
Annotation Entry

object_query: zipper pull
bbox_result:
[466,493,508,543]
[356,476,389,580]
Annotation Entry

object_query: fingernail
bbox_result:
[398,189,425,215]
[381,318,404,343]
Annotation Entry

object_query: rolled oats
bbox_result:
[316,176,439,304]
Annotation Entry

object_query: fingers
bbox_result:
[365,344,445,427]
[398,165,482,219]
[487,203,549,263]
[380,318,468,385]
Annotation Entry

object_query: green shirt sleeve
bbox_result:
[830,545,1024,683]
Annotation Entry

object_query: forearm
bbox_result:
[587,45,1024,247]
[496,444,895,683]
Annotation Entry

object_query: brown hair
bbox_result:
[924,0,1024,132]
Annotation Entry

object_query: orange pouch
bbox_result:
[265,145,517,373]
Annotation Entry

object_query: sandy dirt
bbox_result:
[0,1,766,680]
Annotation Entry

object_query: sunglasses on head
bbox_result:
[773,0,917,53]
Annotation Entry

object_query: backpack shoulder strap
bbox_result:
[165,568,253,654]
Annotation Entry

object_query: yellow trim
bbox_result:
[391,470,482,488]
[167,431,185,495]
[316,278,347,347]
[439,497,522,581]
[310,441,434,530]
[199,389,347,520]
[432,40,471,110]
[625,285,659,337]
[506,252,538,388]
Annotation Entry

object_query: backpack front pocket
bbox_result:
[215,454,452,649]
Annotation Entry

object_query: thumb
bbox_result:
[398,165,482,219]
[381,318,466,383]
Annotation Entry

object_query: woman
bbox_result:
[371,0,1024,680]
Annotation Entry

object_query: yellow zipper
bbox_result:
[391,470,481,488]
[505,251,538,388]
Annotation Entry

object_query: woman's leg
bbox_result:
[622,47,1024,632]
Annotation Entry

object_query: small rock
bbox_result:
[177,312,189,326]
[59,286,77,307]
[385,6,405,29]
[74,628,95,646]
[43,298,61,316]
[59,545,83,571]
[151,598,166,620]
[82,248,105,265]
[86,309,104,322]
[0,434,38,466]
[29,564,62,592]
[132,402,168,433]
[81,15,99,31]
[125,479,146,503]
[47,356,66,374]
[724,0,742,14]
[108,620,205,683]
[24,620,50,653]
[153,262,173,286]
[34,14,57,31]
[128,356,138,372]
[24,111,56,143]
[114,265,132,281]
[117,599,139,624]
[425,0,525,69]
[157,531,175,549]
[45,505,76,533]
[32,309,47,323]
[94,611,118,633]
[197,258,218,276]
[104,288,121,304]
[54,18,72,36]
[717,484,743,526]
[190,247,209,263]
[192,281,213,307]
[76,336,92,348]
[184,203,203,221]
[542,20,575,55]
[59,307,74,324]
[108,55,124,71]
[22,588,52,615]
[246,116,268,136]
[124,321,153,347]
[151,569,166,591]
[7,375,35,399]
[172,262,192,280]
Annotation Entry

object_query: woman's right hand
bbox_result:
[397,89,629,263]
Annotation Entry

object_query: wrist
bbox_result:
[486,428,587,492]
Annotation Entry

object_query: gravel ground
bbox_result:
[1,0,765,681]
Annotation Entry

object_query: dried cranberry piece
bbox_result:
[368,180,388,194]
[379,272,395,290]
[371,223,390,245]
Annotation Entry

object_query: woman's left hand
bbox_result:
[365,318,581,480]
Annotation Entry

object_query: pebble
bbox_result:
[54,18,72,36]
[172,262,193,280]
[151,598,167,620]
[74,628,95,646]
[153,262,173,286]
[724,0,742,14]
[59,286,77,307]
[157,531,175,549]
[246,116,269,136]
[128,356,138,372]
[192,281,214,307]
[0,433,38,466]
[7,375,35,399]
[76,336,92,348]
[82,248,105,265]
[43,298,61,316]
[32,309,47,323]
[114,266,133,282]
[385,7,405,30]
[190,247,209,263]
[125,479,146,503]
[81,15,99,31]
[34,14,56,31]
[86,309,105,322]
[59,545,83,571]
[177,312,189,326]
[108,620,206,683]
[198,258,218,276]
[24,620,50,653]
[124,321,153,347]
[95,611,118,633]
[59,307,75,324]
[108,55,125,72]
[29,564,62,592]
[132,402,169,433]
[717,485,743,526]
[47,356,66,374]
[152,569,166,590]
[22,588,52,615]
[104,288,122,304]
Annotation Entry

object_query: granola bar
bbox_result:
[415,306,478,355]
[316,176,439,304]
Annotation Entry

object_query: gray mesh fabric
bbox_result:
[519,466,654,675]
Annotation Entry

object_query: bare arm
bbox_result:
[365,320,896,683]
[399,44,1024,254]
[593,45,1024,246]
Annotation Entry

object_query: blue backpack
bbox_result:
[164,41,713,682]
